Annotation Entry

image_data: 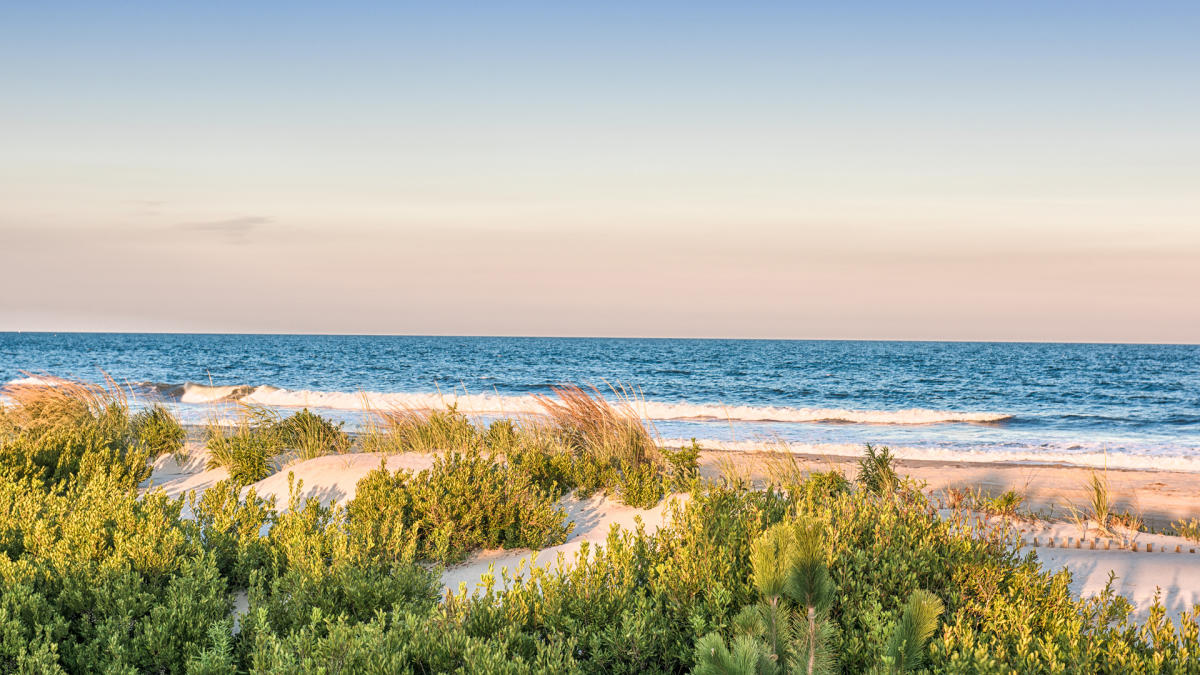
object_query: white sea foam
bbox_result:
[139,381,1011,425]
[4,375,59,387]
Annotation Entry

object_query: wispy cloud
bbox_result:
[176,216,272,242]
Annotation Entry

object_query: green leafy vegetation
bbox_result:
[206,407,352,484]
[347,450,573,564]
[663,438,702,489]
[2,377,1199,673]
[983,489,1025,517]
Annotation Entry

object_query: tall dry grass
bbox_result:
[0,374,162,490]
[533,384,659,468]
[361,403,480,454]
[1,374,130,438]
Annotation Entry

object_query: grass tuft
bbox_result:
[205,403,281,485]
[273,408,350,460]
[857,443,899,495]
[1170,518,1200,543]
[363,403,479,454]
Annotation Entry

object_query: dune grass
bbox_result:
[205,405,353,483]
[204,403,281,485]
[361,403,481,454]
[0,374,153,490]
[356,384,669,507]
[1171,518,1200,543]
[273,407,351,459]
[130,403,187,458]
[1065,467,1116,537]
[1,374,130,439]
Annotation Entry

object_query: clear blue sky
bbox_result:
[2,2,1197,340]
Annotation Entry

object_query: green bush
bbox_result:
[245,608,579,674]
[504,434,578,496]
[617,459,665,509]
[800,470,850,502]
[695,517,943,674]
[187,480,276,588]
[662,438,701,489]
[347,451,574,564]
[238,475,440,647]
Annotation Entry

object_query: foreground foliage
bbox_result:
[2,378,1199,673]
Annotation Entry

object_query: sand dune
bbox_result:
[143,446,434,509]
[441,491,687,595]
[142,445,1200,620]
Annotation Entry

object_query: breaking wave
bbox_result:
[128,381,1012,425]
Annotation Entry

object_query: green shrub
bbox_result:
[695,517,942,674]
[245,608,579,674]
[503,431,578,496]
[347,451,574,564]
[187,480,276,588]
[798,470,850,505]
[617,459,665,508]
[662,438,701,489]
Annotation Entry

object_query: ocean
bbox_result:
[2,333,1197,471]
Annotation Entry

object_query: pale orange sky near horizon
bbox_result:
[2,4,1198,342]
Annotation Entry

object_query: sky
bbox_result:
[1,2,1197,342]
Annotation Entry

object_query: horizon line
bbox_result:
[1,329,1196,347]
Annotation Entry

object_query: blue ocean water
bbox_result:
[2,333,1198,470]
